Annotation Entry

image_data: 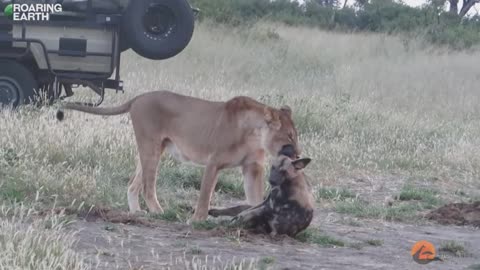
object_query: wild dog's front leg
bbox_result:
[242,162,264,205]
[231,204,267,227]
[190,164,219,223]
[208,205,252,217]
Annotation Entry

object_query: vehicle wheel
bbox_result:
[119,33,130,52]
[121,0,194,60]
[0,60,37,108]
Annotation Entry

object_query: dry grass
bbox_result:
[2,21,480,267]
[0,204,88,270]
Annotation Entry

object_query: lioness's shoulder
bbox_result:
[225,96,265,114]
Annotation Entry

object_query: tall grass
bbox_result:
[3,21,480,200]
[0,204,88,270]
[2,21,480,208]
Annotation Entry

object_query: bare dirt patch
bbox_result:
[427,201,480,227]
[64,207,480,270]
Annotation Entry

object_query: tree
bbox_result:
[355,0,369,6]
[458,0,480,17]
[433,0,480,17]
[314,0,341,7]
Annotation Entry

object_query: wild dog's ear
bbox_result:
[264,107,281,130]
[292,158,312,170]
[280,105,292,117]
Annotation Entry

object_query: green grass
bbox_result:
[258,256,275,270]
[316,187,357,201]
[365,239,384,246]
[187,246,203,255]
[398,185,441,209]
[191,220,221,230]
[160,166,244,198]
[335,199,424,221]
[150,201,193,223]
[0,180,30,203]
[334,185,444,221]
[339,218,363,227]
[296,228,345,247]
[439,240,469,257]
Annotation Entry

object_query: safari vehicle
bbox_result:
[0,0,197,107]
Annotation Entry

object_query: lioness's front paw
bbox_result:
[187,213,208,225]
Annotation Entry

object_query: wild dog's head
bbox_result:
[262,106,301,159]
[268,155,311,186]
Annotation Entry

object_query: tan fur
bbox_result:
[58,90,300,222]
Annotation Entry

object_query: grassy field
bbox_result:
[1,21,480,268]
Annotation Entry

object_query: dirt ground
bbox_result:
[69,206,480,270]
[427,201,480,227]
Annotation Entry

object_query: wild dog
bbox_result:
[208,155,314,237]
[56,90,300,222]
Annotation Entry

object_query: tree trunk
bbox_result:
[449,0,459,14]
[459,0,480,17]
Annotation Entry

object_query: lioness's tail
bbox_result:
[56,98,137,121]
[208,205,252,217]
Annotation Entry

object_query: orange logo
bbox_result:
[411,240,443,264]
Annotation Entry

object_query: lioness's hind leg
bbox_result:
[138,139,164,214]
[231,204,267,227]
[127,158,143,213]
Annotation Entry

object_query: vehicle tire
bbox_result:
[0,60,37,108]
[119,33,130,52]
[121,0,194,60]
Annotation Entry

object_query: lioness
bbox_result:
[56,90,300,222]
[209,155,314,237]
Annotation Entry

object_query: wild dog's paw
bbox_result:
[208,209,221,217]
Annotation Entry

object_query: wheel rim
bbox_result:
[0,76,21,107]
[142,5,176,39]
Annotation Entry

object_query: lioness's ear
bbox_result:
[280,105,292,117]
[292,158,312,170]
[264,107,281,129]
[264,107,273,122]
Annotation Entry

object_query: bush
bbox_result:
[190,0,480,49]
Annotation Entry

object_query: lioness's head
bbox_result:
[262,106,300,158]
[268,155,312,186]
